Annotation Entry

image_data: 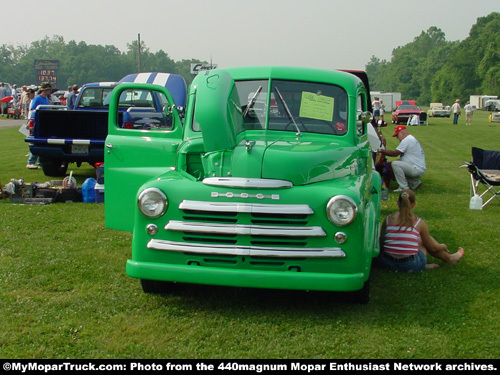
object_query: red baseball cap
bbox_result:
[393,125,406,137]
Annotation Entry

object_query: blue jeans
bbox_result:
[376,250,427,272]
[453,113,459,124]
[28,152,39,165]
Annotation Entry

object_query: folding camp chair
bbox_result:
[464,147,500,209]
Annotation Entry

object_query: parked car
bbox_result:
[392,104,427,124]
[53,90,67,106]
[427,104,450,117]
[483,99,500,112]
[50,94,63,106]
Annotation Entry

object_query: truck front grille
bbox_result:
[147,200,345,258]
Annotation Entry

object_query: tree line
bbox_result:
[0,36,206,89]
[2,12,499,106]
[366,12,500,106]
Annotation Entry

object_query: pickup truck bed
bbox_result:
[27,109,113,176]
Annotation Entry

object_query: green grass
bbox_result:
[1,111,500,359]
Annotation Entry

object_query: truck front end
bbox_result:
[125,67,380,302]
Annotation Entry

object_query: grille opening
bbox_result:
[251,213,308,225]
[183,215,237,223]
[251,240,308,247]
[183,236,237,244]
[251,213,308,220]
[183,232,237,239]
[183,209,237,217]
[251,235,307,240]
[251,219,308,225]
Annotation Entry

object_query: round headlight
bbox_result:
[326,195,358,226]
[138,188,167,218]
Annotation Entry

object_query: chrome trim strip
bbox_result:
[165,221,326,237]
[147,239,346,258]
[203,177,293,188]
[179,200,314,215]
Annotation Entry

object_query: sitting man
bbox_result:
[379,125,426,192]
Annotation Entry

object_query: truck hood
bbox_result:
[224,136,360,186]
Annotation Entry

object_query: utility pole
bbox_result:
[137,33,142,73]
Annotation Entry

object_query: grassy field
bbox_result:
[1,110,499,359]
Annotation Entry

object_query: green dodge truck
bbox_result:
[104,66,381,303]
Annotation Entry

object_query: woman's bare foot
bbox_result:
[448,247,465,264]
[425,263,440,269]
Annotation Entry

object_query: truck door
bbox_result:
[104,83,183,231]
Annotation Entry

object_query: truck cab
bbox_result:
[105,66,381,303]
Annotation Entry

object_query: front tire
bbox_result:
[347,280,370,304]
[140,279,173,294]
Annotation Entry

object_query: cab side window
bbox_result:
[356,94,366,136]
[119,89,173,130]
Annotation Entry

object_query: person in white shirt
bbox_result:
[464,101,473,125]
[372,97,381,121]
[379,125,426,192]
[451,99,461,124]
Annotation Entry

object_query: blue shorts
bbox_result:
[376,250,427,272]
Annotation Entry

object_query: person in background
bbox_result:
[372,97,381,122]
[10,84,20,118]
[379,99,385,121]
[26,83,52,169]
[451,99,461,124]
[379,125,426,192]
[464,101,474,126]
[20,86,29,119]
[377,189,465,272]
[66,85,79,109]
[0,83,8,115]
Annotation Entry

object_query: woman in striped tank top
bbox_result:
[377,190,465,272]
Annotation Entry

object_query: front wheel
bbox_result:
[347,280,370,304]
[140,279,174,294]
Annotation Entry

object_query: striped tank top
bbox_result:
[383,216,421,256]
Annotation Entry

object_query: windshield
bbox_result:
[397,105,421,111]
[234,79,348,135]
[77,87,114,109]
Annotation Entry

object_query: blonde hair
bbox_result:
[397,189,416,228]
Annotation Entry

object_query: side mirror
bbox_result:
[358,111,373,124]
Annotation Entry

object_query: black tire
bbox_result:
[140,279,172,294]
[40,157,68,177]
[347,280,370,304]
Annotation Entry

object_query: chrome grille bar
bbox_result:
[166,220,325,237]
[203,177,293,188]
[148,239,345,258]
[179,200,314,215]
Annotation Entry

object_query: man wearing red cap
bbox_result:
[379,125,426,192]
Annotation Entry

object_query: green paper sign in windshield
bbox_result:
[299,92,334,122]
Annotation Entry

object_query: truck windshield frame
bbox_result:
[235,79,348,135]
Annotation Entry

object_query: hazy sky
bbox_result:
[3,0,499,70]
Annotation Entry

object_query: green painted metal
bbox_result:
[106,67,381,295]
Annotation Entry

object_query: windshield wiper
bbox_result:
[242,86,263,117]
[275,87,301,136]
